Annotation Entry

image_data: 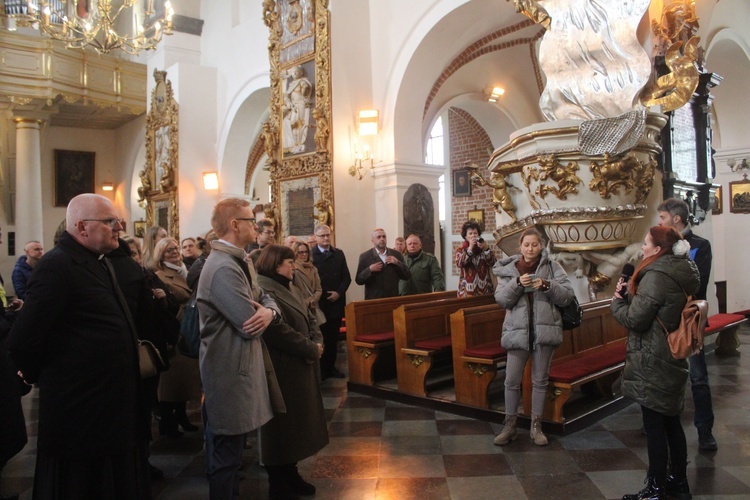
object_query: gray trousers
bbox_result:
[504,345,556,417]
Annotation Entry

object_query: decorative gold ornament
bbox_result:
[507,0,551,30]
[313,198,333,228]
[467,363,489,377]
[356,346,373,359]
[589,153,638,199]
[468,166,518,222]
[652,0,699,56]
[263,202,281,232]
[642,37,701,113]
[407,354,425,368]
[524,155,582,201]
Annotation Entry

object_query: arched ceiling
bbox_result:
[707,37,750,150]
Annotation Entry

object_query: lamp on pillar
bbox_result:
[349,110,379,180]
[102,182,114,192]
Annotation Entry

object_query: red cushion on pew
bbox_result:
[414,335,452,351]
[549,342,626,383]
[732,309,750,317]
[354,331,394,343]
[463,341,506,359]
[339,326,347,335]
[705,313,745,334]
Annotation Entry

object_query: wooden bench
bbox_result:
[450,304,506,408]
[394,295,496,396]
[706,312,748,355]
[345,291,456,386]
[522,299,627,423]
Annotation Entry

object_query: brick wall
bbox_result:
[448,107,503,274]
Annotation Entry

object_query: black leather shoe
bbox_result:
[698,425,717,451]
[665,474,692,500]
[290,469,316,496]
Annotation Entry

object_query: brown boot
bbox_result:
[493,415,518,445]
[530,415,548,446]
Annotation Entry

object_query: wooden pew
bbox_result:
[450,304,506,408]
[394,295,496,396]
[345,291,456,386]
[522,298,627,423]
[706,312,748,355]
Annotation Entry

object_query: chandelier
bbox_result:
[22,0,175,55]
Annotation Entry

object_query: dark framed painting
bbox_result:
[134,220,147,239]
[729,178,750,214]
[54,150,95,207]
[712,185,722,215]
[453,169,471,197]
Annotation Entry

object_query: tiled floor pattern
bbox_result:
[3,326,750,499]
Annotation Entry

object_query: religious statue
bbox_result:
[312,198,333,228]
[642,37,701,113]
[508,0,551,30]
[263,202,281,233]
[652,0,699,56]
[469,166,518,222]
[581,243,643,298]
[261,121,279,168]
[312,108,329,152]
[137,169,151,206]
[282,65,313,154]
[160,163,174,192]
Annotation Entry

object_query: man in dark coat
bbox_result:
[658,197,718,451]
[8,194,148,499]
[355,228,410,300]
[311,224,351,379]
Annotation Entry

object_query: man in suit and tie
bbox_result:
[355,228,410,300]
[311,224,351,380]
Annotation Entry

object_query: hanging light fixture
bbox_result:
[21,0,174,55]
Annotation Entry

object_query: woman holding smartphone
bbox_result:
[492,228,575,446]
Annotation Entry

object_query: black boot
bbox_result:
[266,465,300,500]
[158,402,183,438]
[665,474,692,500]
[622,474,666,500]
[697,425,717,451]
[289,465,316,496]
[175,402,199,432]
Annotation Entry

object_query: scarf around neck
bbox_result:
[516,254,541,276]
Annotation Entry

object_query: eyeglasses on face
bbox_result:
[316,233,331,238]
[81,218,124,229]
[297,250,309,254]
[263,230,276,235]
[164,246,180,254]
[234,217,256,224]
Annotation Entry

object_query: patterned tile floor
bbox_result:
[3,325,750,499]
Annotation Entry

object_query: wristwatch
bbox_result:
[271,309,281,324]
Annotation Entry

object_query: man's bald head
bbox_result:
[24,240,44,266]
[66,194,122,253]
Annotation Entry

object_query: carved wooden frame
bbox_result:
[141,69,180,240]
[729,177,750,214]
[264,0,333,243]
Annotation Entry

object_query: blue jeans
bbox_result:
[688,348,714,429]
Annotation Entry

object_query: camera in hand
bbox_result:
[477,238,484,244]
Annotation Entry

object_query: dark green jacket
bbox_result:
[399,251,445,295]
[611,254,700,416]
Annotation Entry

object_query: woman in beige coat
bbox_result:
[151,237,201,437]
[292,241,325,326]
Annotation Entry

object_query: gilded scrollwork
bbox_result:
[142,69,179,239]
[507,0,551,30]
[589,152,638,199]
[641,37,701,113]
[407,354,425,368]
[312,198,333,228]
[652,0,699,56]
[525,155,582,201]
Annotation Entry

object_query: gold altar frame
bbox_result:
[141,69,180,239]
[264,0,333,242]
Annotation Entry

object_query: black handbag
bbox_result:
[547,261,582,330]
[558,296,583,330]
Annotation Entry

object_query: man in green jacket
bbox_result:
[399,234,446,295]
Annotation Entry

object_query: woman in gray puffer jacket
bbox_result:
[492,228,575,446]
[612,225,700,500]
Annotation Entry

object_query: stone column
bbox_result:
[13,117,45,247]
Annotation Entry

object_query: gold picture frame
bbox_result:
[712,185,722,215]
[729,177,750,214]
[141,69,180,239]
[467,208,485,232]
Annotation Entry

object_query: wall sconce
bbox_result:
[487,86,505,103]
[101,182,114,192]
[728,158,749,174]
[203,172,219,190]
[349,110,379,180]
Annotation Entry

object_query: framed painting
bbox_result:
[134,220,147,239]
[729,178,750,214]
[467,208,485,232]
[453,169,471,197]
[712,185,722,215]
[54,150,95,207]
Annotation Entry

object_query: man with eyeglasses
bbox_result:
[311,224,351,380]
[249,220,276,251]
[9,193,148,498]
[198,198,284,498]
[11,240,44,300]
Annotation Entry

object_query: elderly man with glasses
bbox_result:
[9,194,149,498]
[311,224,351,380]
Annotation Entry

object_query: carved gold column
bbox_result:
[13,116,46,245]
